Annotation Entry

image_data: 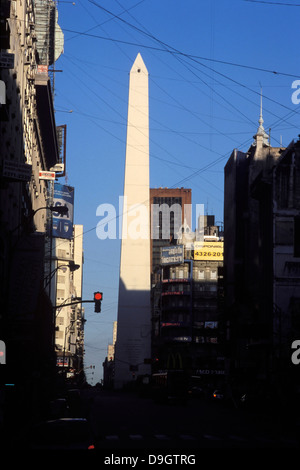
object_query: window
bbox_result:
[198,269,205,279]
[276,220,294,245]
[57,249,67,258]
[276,165,289,209]
[294,217,300,257]
[57,289,65,299]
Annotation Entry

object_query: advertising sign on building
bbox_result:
[3,160,32,182]
[193,241,224,261]
[52,183,74,239]
[161,245,184,265]
[196,369,225,375]
[173,336,192,342]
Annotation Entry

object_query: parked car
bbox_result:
[66,389,83,416]
[212,389,224,400]
[49,398,69,419]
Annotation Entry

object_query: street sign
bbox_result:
[3,160,32,182]
[37,65,48,74]
[39,170,56,180]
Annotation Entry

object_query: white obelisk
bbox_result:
[114,53,152,389]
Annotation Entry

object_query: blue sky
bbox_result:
[53,0,300,384]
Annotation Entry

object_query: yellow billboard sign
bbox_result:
[193,241,224,261]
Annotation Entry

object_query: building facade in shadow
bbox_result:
[224,102,300,402]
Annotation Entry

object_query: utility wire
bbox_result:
[244,0,300,5]
[49,1,300,252]
[85,0,299,139]
[63,27,300,80]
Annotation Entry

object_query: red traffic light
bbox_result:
[0,340,5,364]
[94,292,103,301]
[94,292,103,312]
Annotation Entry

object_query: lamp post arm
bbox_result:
[53,299,94,310]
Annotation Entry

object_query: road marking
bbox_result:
[129,434,143,440]
[279,437,298,446]
[203,434,223,440]
[105,435,119,440]
[155,434,171,440]
[255,436,274,443]
[180,434,197,440]
[228,434,248,442]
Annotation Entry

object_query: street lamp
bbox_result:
[44,261,80,288]
[11,204,69,234]
[33,205,69,217]
[62,320,75,375]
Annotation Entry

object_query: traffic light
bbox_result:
[94,292,103,312]
[0,340,6,365]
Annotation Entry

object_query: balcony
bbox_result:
[35,72,59,169]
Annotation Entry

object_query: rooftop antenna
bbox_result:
[259,84,264,131]
[254,84,269,147]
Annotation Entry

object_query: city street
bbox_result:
[82,388,299,450]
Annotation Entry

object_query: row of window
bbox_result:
[160,333,219,344]
[162,298,217,308]
[163,267,218,280]
[195,336,218,344]
[160,319,219,328]
[162,280,218,288]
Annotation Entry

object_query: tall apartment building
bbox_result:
[152,216,225,390]
[150,187,192,283]
[106,187,193,385]
[52,221,84,381]
[0,0,68,434]
[224,107,300,401]
[1,1,61,346]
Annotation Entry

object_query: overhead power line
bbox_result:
[85,0,300,116]
[62,27,300,80]
[244,0,300,6]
